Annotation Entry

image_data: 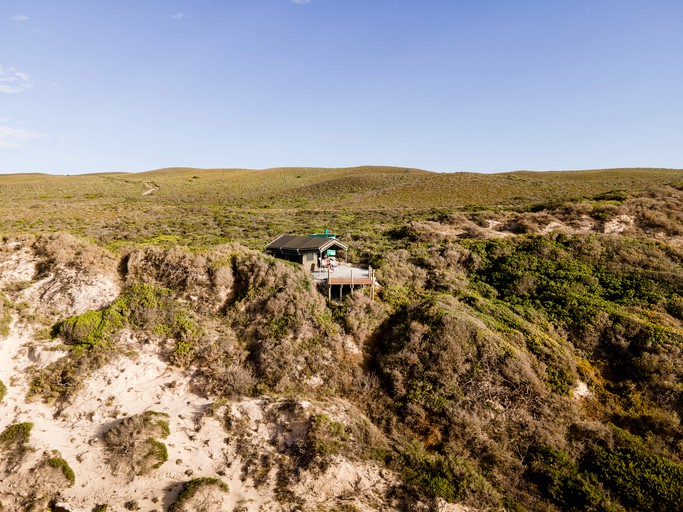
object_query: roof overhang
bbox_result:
[265,234,348,255]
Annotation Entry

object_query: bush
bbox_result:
[583,442,683,511]
[300,414,349,469]
[123,244,237,314]
[31,283,202,401]
[28,340,114,402]
[47,457,76,486]
[0,379,6,402]
[228,252,343,392]
[168,477,229,512]
[342,291,388,346]
[170,340,196,367]
[0,292,10,337]
[103,411,170,477]
[32,232,117,277]
[526,444,615,512]
[53,283,201,350]
[56,308,125,351]
[399,441,500,508]
[0,422,33,448]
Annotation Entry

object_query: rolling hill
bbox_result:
[1,166,682,511]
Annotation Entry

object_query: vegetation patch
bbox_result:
[526,444,615,512]
[54,283,201,349]
[227,252,343,392]
[103,411,170,477]
[56,308,125,352]
[298,414,350,470]
[168,477,229,512]
[0,379,6,402]
[582,435,683,512]
[30,283,201,401]
[0,291,10,337]
[47,457,76,486]
[28,341,114,402]
[0,422,33,449]
[399,441,500,508]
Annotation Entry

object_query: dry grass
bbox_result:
[1,167,681,250]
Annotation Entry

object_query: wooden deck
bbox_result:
[311,265,374,285]
[311,264,378,299]
[327,275,374,285]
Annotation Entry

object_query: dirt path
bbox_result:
[142,182,160,195]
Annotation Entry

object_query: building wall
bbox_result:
[267,248,327,271]
[304,251,319,271]
[267,251,304,266]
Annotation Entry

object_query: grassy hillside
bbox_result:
[1,166,682,249]
[1,166,683,510]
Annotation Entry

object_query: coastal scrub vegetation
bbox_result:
[103,411,170,477]
[2,167,683,510]
[0,422,33,449]
[168,477,229,512]
[0,292,11,337]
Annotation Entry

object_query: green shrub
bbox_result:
[0,379,6,402]
[592,190,629,202]
[56,308,125,351]
[0,422,33,448]
[399,441,499,507]
[28,341,114,402]
[103,411,170,476]
[306,414,349,459]
[146,438,168,469]
[144,410,171,438]
[169,340,196,367]
[583,444,683,511]
[168,477,229,512]
[462,234,683,341]
[47,457,76,486]
[546,366,573,396]
[0,291,10,337]
[526,444,615,512]
[32,284,202,401]
[54,283,201,349]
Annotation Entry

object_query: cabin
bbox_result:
[265,234,349,271]
[266,233,379,300]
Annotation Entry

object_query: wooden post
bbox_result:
[371,268,375,300]
[327,265,331,301]
[350,268,354,291]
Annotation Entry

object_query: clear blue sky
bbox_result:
[1,0,682,174]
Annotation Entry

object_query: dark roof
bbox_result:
[265,235,348,254]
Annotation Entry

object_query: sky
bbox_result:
[1,0,683,174]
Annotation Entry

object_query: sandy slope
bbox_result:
[0,316,410,511]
